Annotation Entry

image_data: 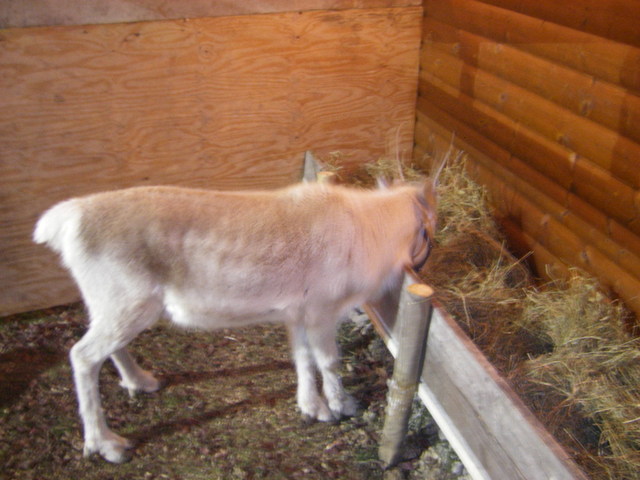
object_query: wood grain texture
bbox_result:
[424,0,640,95]
[418,63,640,220]
[378,273,433,467]
[0,7,422,315]
[477,0,640,48]
[418,106,640,264]
[415,110,640,316]
[421,33,640,186]
[366,287,589,480]
[419,75,579,191]
[422,17,640,147]
[470,161,640,317]
[422,307,588,480]
[0,0,422,28]
[417,0,640,319]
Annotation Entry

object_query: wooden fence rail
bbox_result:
[366,270,589,480]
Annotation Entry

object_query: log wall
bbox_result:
[0,1,422,315]
[414,0,640,316]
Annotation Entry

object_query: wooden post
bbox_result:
[302,150,336,184]
[316,171,336,184]
[379,276,434,467]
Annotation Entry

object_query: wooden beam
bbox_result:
[379,277,433,467]
[0,0,422,28]
[471,159,640,317]
[422,17,640,147]
[424,0,640,95]
[415,110,640,317]
[418,76,577,190]
[421,24,640,180]
[417,79,640,229]
[476,0,640,48]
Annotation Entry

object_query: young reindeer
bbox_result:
[33,158,445,464]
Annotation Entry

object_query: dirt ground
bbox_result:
[0,304,468,480]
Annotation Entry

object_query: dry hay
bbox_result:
[319,150,427,188]
[330,151,640,480]
[519,273,640,480]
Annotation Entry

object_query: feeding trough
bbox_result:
[366,270,589,480]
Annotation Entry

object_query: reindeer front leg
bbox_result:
[305,318,358,419]
[287,322,335,422]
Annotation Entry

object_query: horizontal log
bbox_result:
[416,113,640,317]
[572,158,637,225]
[469,164,588,269]
[562,216,640,281]
[418,77,640,230]
[609,220,640,262]
[419,73,577,189]
[421,41,640,188]
[424,0,640,95]
[415,107,572,225]
[471,157,640,317]
[418,80,640,233]
[416,113,572,227]
[420,112,640,268]
[0,0,422,28]
[497,216,573,280]
[442,127,640,315]
[412,122,464,175]
[584,245,640,316]
[416,100,512,168]
[476,0,640,48]
[422,16,640,150]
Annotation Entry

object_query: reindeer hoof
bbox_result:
[336,394,359,418]
[84,432,134,464]
[120,370,162,397]
[299,397,336,423]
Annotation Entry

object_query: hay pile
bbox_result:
[425,157,640,480]
[329,152,640,480]
[520,274,640,479]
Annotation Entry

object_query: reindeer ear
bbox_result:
[423,139,451,198]
[423,157,445,200]
[431,151,447,185]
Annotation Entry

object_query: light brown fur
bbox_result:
[33,176,440,464]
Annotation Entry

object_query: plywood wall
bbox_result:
[415,0,640,316]
[0,4,422,315]
[0,0,421,28]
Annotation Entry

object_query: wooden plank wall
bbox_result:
[414,0,640,316]
[0,0,421,28]
[0,2,422,315]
